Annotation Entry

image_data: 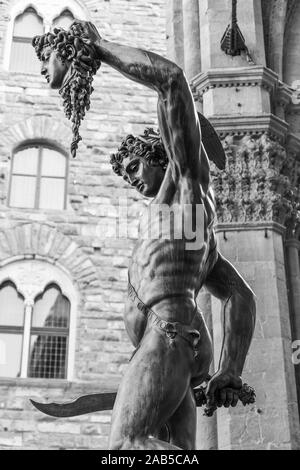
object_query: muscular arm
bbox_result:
[94,36,209,190]
[204,253,256,406]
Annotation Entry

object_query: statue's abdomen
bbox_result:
[129,206,214,307]
[128,178,216,307]
[129,237,205,305]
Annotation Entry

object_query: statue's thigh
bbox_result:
[190,310,213,387]
[168,386,196,450]
[109,327,194,443]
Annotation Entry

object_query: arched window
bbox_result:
[53,9,75,30]
[10,7,44,73]
[0,282,25,378]
[0,278,72,380]
[9,143,68,210]
[28,284,70,379]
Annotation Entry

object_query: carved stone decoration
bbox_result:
[0,260,69,305]
[0,223,100,290]
[211,133,300,226]
[284,151,300,239]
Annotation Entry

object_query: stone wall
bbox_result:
[0,0,166,449]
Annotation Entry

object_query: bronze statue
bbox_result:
[31,21,256,450]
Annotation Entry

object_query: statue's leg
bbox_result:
[152,387,196,448]
[154,423,170,443]
[167,385,197,449]
[154,328,212,449]
[165,324,213,450]
[108,324,195,450]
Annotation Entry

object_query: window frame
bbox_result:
[3,1,90,72]
[0,280,25,378]
[0,280,25,334]
[0,259,78,381]
[8,140,69,211]
[9,6,44,74]
[0,281,70,380]
[27,282,70,379]
[52,8,75,31]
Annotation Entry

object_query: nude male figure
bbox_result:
[38,21,256,450]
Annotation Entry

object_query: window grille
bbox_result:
[0,282,70,379]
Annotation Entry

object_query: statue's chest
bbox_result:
[138,203,186,241]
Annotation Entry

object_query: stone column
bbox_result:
[285,237,300,342]
[285,235,300,417]
[265,0,287,80]
[282,0,300,86]
[166,0,184,68]
[182,0,201,80]
[208,134,300,449]
[214,225,299,449]
[20,299,34,378]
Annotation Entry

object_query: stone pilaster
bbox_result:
[208,134,300,449]
[182,0,201,80]
[166,0,201,78]
[166,0,184,68]
[285,235,300,414]
[262,0,287,80]
[213,223,300,449]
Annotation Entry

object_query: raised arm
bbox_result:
[76,21,209,191]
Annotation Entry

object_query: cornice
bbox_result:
[191,66,279,98]
[215,221,286,236]
[207,114,289,143]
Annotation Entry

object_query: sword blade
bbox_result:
[30,392,117,417]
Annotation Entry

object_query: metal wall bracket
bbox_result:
[220,0,254,64]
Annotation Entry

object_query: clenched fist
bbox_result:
[70,20,102,48]
[206,370,242,408]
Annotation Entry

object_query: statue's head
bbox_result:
[32,23,101,157]
[110,128,168,197]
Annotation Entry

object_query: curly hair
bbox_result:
[110,128,168,179]
[32,23,101,158]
